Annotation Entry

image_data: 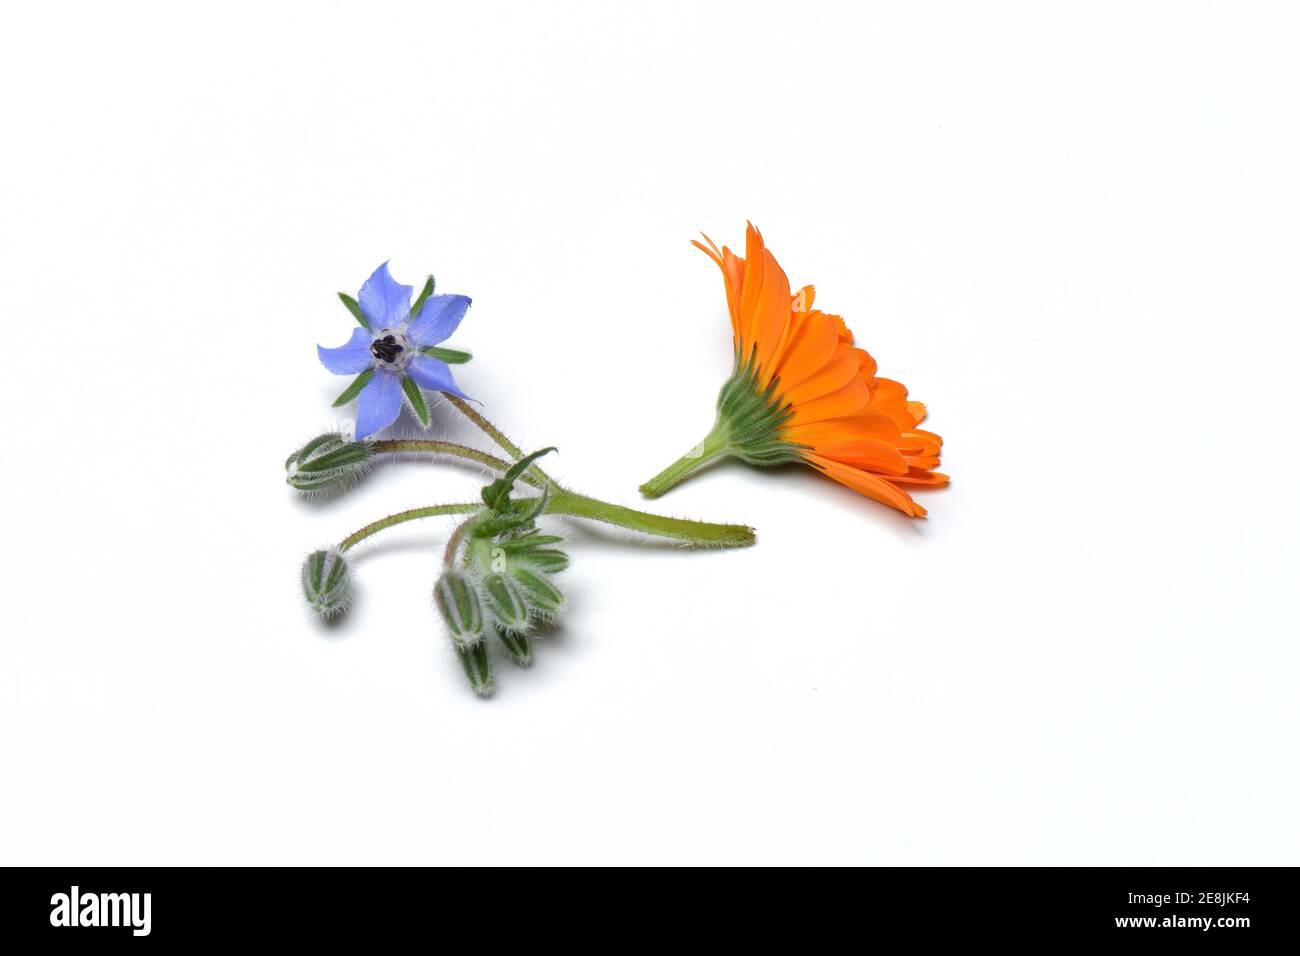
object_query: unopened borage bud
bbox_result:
[434,570,484,649]
[285,433,370,493]
[518,549,569,574]
[496,627,533,668]
[302,547,351,618]
[496,532,565,554]
[457,642,494,697]
[480,571,530,633]
[509,566,564,615]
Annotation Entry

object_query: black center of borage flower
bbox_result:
[370,334,404,363]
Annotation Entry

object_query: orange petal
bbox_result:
[775,284,818,362]
[807,438,909,475]
[694,236,746,347]
[783,411,903,445]
[691,235,723,268]
[782,346,862,407]
[889,468,949,486]
[869,378,909,407]
[857,348,878,382]
[735,226,767,353]
[774,310,839,388]
[741,229,793,380]
[902,455,941,470]
[805,453,927,517]
[900,431,942,457]
[788,376,873,426]
[866,378,916,429]
[722,248,746,346]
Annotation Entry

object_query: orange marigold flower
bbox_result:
[639,224,947,517]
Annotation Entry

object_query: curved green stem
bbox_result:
[336,492,754,554]
[547,489,754,548]
[443,394,555,486]
[339,503,481,551]
[368,438,543,488]
[344,409,755,550]
[370,438,512,473]
[443,514,478,567]
[444,395,523,459]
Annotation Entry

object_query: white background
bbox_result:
[3,1,1297,865]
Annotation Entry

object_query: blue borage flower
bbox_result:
[318,262,473,439]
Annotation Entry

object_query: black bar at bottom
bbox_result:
[1,866,1289,944]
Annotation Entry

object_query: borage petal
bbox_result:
[407,354,471,400]
[358,262,413,330]
[407,294,471,347]
[317,327,374,375]
[354,368,404,439]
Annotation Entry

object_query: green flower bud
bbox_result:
[519,549,569,574]
[496,627,533,668]
[302,547,351,618]
[497,532,565,554]
[433,571,483,648]
[457,642,494,697]
[480,571,529,633]
[509,566,565,616]
[285,433,370,494]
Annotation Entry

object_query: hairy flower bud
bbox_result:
[285,433,370,493]
[457,642,494,697]
[434,570,483,648]
[496,627,533,668]
[480,571,529,633]
[519,549,569,574]
[509,566,565,615]
[302,548,351,618]
[497,532,565,554]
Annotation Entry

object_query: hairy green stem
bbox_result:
[370,438,512,473]
[337,492,754,553]
[547,489,754,548]
[443,515,478,567]
[639,424,731,498]
[444,395,523,459]
[339,503,481,551]
[344,407,754,550]
[443,394,554,486]
[368,439,542,488]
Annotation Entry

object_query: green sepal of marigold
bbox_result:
[640,346,805,498]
